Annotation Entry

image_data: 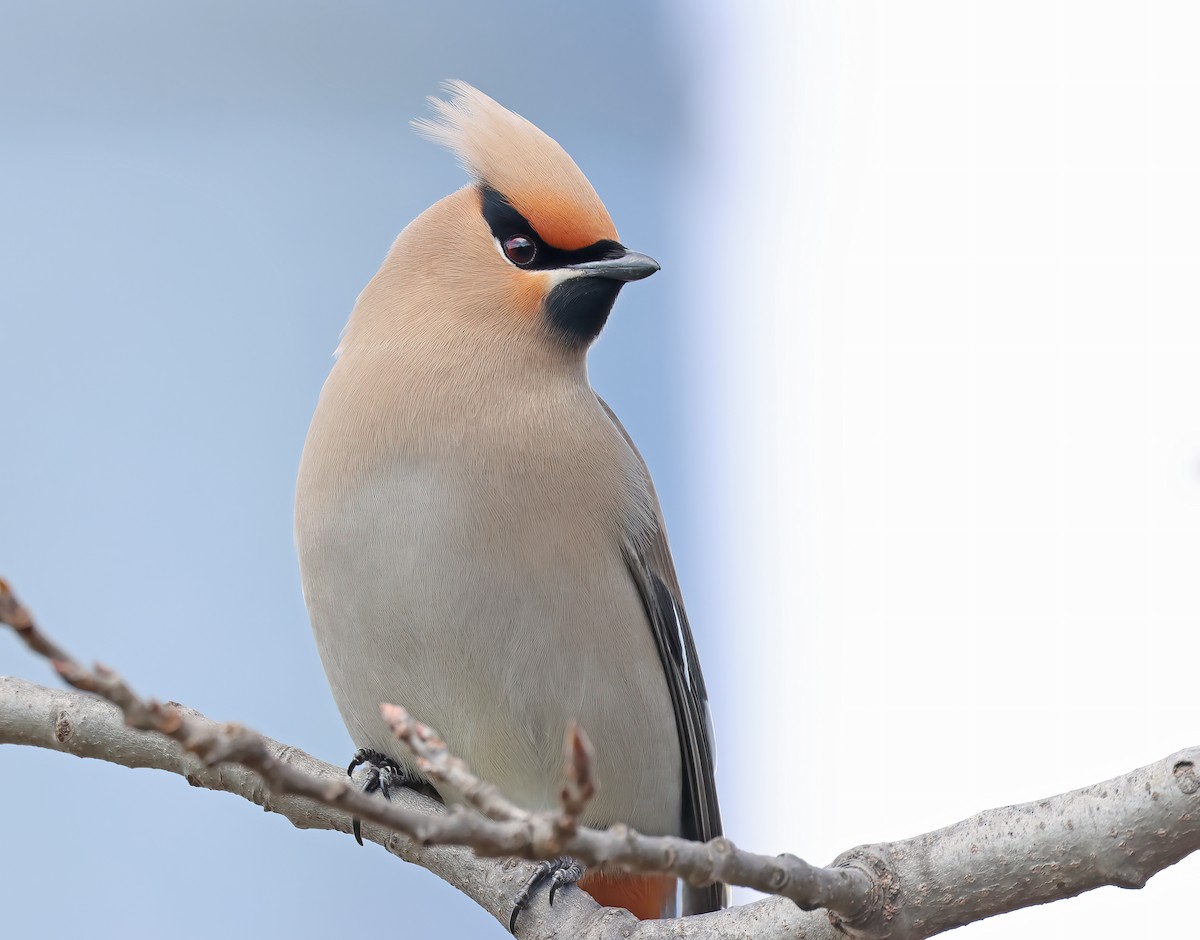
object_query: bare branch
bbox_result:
[0,576,71,663]
[0,579,864,937]
[381,701,532,824]
[380,701,875,916]
[0,676,821,940]
[4,577,1200,939]
[0,578,877,927]
[831,751,1200,937]
[556,721,596,840]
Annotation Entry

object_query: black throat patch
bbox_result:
[543,277,625,345]
[478,185,627,345]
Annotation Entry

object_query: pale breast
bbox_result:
[296,377,682,834]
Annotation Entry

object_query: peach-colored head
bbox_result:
[344,82,659,354]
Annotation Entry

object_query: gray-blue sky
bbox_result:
[0,3,714,936]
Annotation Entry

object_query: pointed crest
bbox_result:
[413,81,618,250]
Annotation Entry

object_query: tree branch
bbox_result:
[3,577,1199,939]
[0,676,820,940]
[0,577,864,938]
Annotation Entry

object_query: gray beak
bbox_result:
[565,250,660,282]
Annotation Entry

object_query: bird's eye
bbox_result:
[502,235,537,266]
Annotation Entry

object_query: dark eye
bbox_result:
[502,234,537,266]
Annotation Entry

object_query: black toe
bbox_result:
[510,858,585,932]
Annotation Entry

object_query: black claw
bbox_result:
[345,747,411,847]
[548,859,583,906]
[510,861,551,933]
[510,858,585,932]
[378,763,400,801]
[347,747,389,777]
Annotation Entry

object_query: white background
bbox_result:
[681,2,1200,936]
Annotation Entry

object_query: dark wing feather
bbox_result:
[599,397,727,915]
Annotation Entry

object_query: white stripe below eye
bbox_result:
[492,237,588,284]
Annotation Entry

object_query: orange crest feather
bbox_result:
[413,81,618,250]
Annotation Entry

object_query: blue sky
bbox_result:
[1,3,701,936]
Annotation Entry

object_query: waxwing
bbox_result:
[295,81,724,923]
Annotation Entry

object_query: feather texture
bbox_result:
[413,81,617,249]
[599,398,728,914]
[297,82,725,921]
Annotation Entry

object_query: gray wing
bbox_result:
[599,397,727,915]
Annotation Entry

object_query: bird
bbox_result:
[294,81,724,925]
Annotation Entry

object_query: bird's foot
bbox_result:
[346,747,424,846]
[509,857,585,932]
